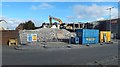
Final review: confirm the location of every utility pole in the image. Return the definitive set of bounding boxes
[106,7,114,32]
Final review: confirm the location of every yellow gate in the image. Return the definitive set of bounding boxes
[100,31,111,43]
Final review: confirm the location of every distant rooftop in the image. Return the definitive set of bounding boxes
[91,18,119,23]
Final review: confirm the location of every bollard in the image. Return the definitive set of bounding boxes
[14,45,22,50]
[43,41,47,48]
[67,45,71,48]
[43,45,47,48]
[100,43,103,45]
[94,61,98,63]
[67,34,72,48]
[86,44,90,46]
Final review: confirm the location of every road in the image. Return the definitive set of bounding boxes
[2,42,119,66]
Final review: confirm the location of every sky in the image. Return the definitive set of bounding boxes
[0,2,119,30]
[1,0,119,2]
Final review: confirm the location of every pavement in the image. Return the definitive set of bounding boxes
[2,40,119,66]
[12,40,118,50]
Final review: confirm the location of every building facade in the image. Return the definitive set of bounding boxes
[92,18,119,39]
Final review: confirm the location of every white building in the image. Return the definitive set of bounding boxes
[0,20,8,30]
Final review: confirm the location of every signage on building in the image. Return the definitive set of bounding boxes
[27,34,32,42]
[27,34,37,42]
[32,34,37,41]
[75,37,79,44]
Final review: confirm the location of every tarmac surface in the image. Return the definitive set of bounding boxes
[1,40,119,66]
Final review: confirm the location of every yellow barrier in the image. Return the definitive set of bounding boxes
[100,31,111,43]
[8,39,18,46]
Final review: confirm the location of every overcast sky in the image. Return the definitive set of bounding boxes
[0,1,119,30]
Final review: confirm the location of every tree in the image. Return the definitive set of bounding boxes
[16,23,25,30]
[16,20,36,30]
[24,20,35,30]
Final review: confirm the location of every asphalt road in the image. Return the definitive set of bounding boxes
[2,42,119,66]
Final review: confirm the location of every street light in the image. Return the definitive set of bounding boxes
[106,7,114,32]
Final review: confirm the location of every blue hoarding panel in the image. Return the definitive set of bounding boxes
[27,34,32,42]
[76,29,99,44]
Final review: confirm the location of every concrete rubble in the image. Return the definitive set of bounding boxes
[19,28,76,44]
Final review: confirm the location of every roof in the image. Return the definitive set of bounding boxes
[91,18,119,23]
[0,20,7,23]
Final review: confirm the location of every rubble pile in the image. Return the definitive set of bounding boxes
[19,28,76,44]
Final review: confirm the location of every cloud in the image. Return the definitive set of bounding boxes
[96,17,105,21]
[0,16,26,30]
[73,4,118,20]
[0,3,10,9]
[0,16,42,30]
[66,16,74,19]
[31,3,54,10]
[111,8,118,19]
[84,0,119,2]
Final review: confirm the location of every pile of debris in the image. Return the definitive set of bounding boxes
[19,28,76,44]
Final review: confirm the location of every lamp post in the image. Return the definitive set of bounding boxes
[106,7,114,32]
